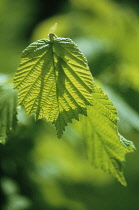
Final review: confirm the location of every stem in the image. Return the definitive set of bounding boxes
[49,33,57,41]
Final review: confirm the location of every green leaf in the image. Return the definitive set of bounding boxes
[54,107,87,138]
[0,85,18,144]
[73,83,135,186]
[14,37,94,136]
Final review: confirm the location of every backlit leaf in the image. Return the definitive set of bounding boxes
[72,83,135,186]
[14,37,94,136]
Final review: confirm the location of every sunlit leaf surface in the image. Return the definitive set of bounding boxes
[73,84,135,186]
[14,37,94,137]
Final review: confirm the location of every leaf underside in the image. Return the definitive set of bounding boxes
[73,83,135,186]
[0,86,18,144]
[14,37,94,137]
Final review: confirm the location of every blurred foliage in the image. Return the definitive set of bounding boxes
[0,85,17,144]
[0,0,139,210]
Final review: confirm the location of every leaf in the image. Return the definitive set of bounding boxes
[0,85,18,144]
[14,37,94,136]
[49,23,57,34]
[72,83,135,186]
[102,85,139,131]
[54,107,87,138]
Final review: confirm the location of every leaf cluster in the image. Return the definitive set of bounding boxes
[0,33,135,185]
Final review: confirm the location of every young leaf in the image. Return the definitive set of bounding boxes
[73,83,135,186]
[49,23,57,34]
[14,37,94,135]
[0,86,18,144]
